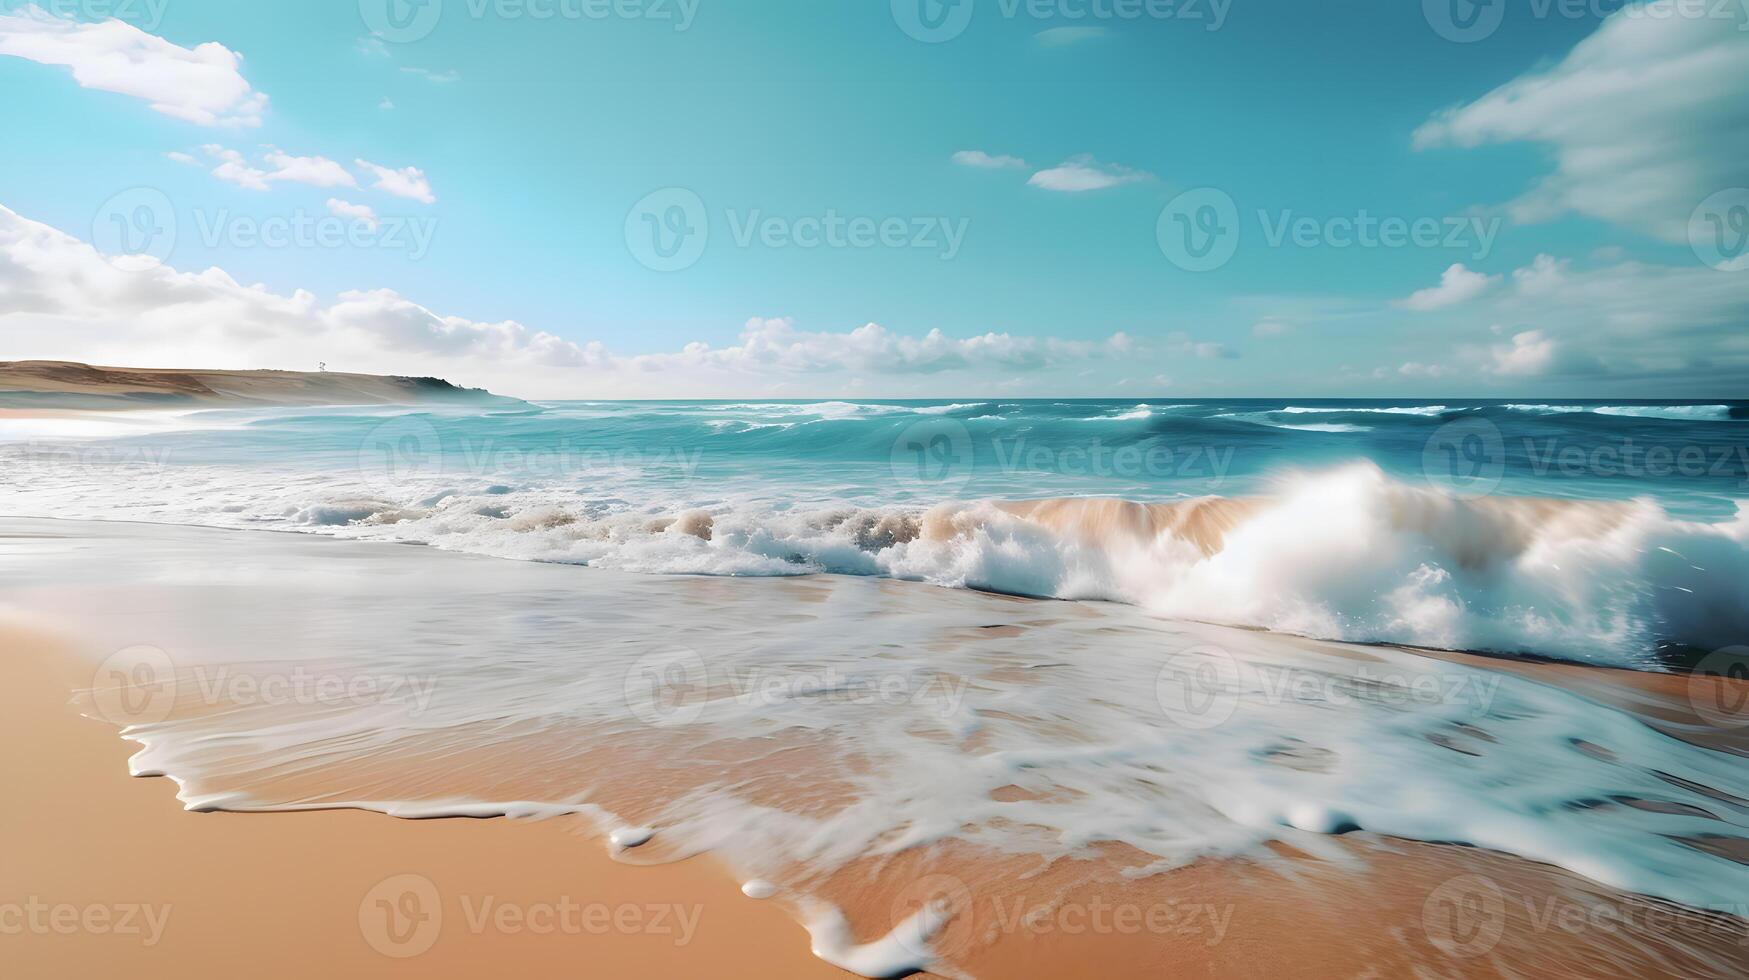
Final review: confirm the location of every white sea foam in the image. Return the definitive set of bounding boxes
[1505,404,1735,421]
[34,518,1744,927]
[8,456,1747,666]
[1277,405,1448,416]
[1080,403,1193,421]
[1273,422,1370,433]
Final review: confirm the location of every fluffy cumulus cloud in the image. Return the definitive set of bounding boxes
[0,6,267,126]
[0,205,1135,397]
[355,160,436,204]
[1027,156,1151,192]
[1397,263,1499,311]
[199,145,358,191]
[952,150,1028,170]
[1486,329,1563,377]
[325,199,379,230]
[1165,332,1238,360]
[625,318,1134,376]
[1367,252,1749,387]
[1413,1,1749,242]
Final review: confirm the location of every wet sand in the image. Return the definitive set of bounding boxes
[0,624,844,979]
[3,518,1747,978]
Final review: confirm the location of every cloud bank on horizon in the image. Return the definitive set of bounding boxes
[0,1,1745,398]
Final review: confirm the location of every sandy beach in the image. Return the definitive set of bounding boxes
[4,517,1746,978]
[0,617,852,979]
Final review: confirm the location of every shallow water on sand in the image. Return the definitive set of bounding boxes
[7,519,1747,976]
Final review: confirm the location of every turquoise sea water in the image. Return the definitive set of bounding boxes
[5,398,1749,666]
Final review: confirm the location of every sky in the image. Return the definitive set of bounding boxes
[0,0,1745,398]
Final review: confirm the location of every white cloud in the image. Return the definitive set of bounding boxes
[1027,156,1151,193]
[325,199,379,231]
[401,66,459,83]
[198,145,358,191]
[378,97,395,110]
[1165,332,1238,360]
[260,148,355,188]
[0,6,267,127]
[355,160,436,204]
[1034,27,1109,46]
[1366,251,1747,386]
[0,204,1130,398]
[1396,361,1453,379]
[1487,329,1559,377]
[202,144,269,190]
[627,318,1134,375]
[952,150,1028,170]
[1251,319,1291,337]
[1413,2,1749,242]
[1397,263,1499,311]
[165,150,198,165]
[1510,253,1569,295]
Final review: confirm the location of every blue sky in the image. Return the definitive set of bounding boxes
[0,0,1745,397]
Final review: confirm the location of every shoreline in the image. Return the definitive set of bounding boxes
[0,509,1726,680]
[5,517,1747,978]
[0,620,847,979]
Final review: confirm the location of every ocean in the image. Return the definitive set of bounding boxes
[7,398,1748,669]
[7,399,1749,973]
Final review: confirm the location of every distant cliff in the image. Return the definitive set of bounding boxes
[0,361,523,410]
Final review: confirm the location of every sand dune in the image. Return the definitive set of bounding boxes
[0,360,518,410]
